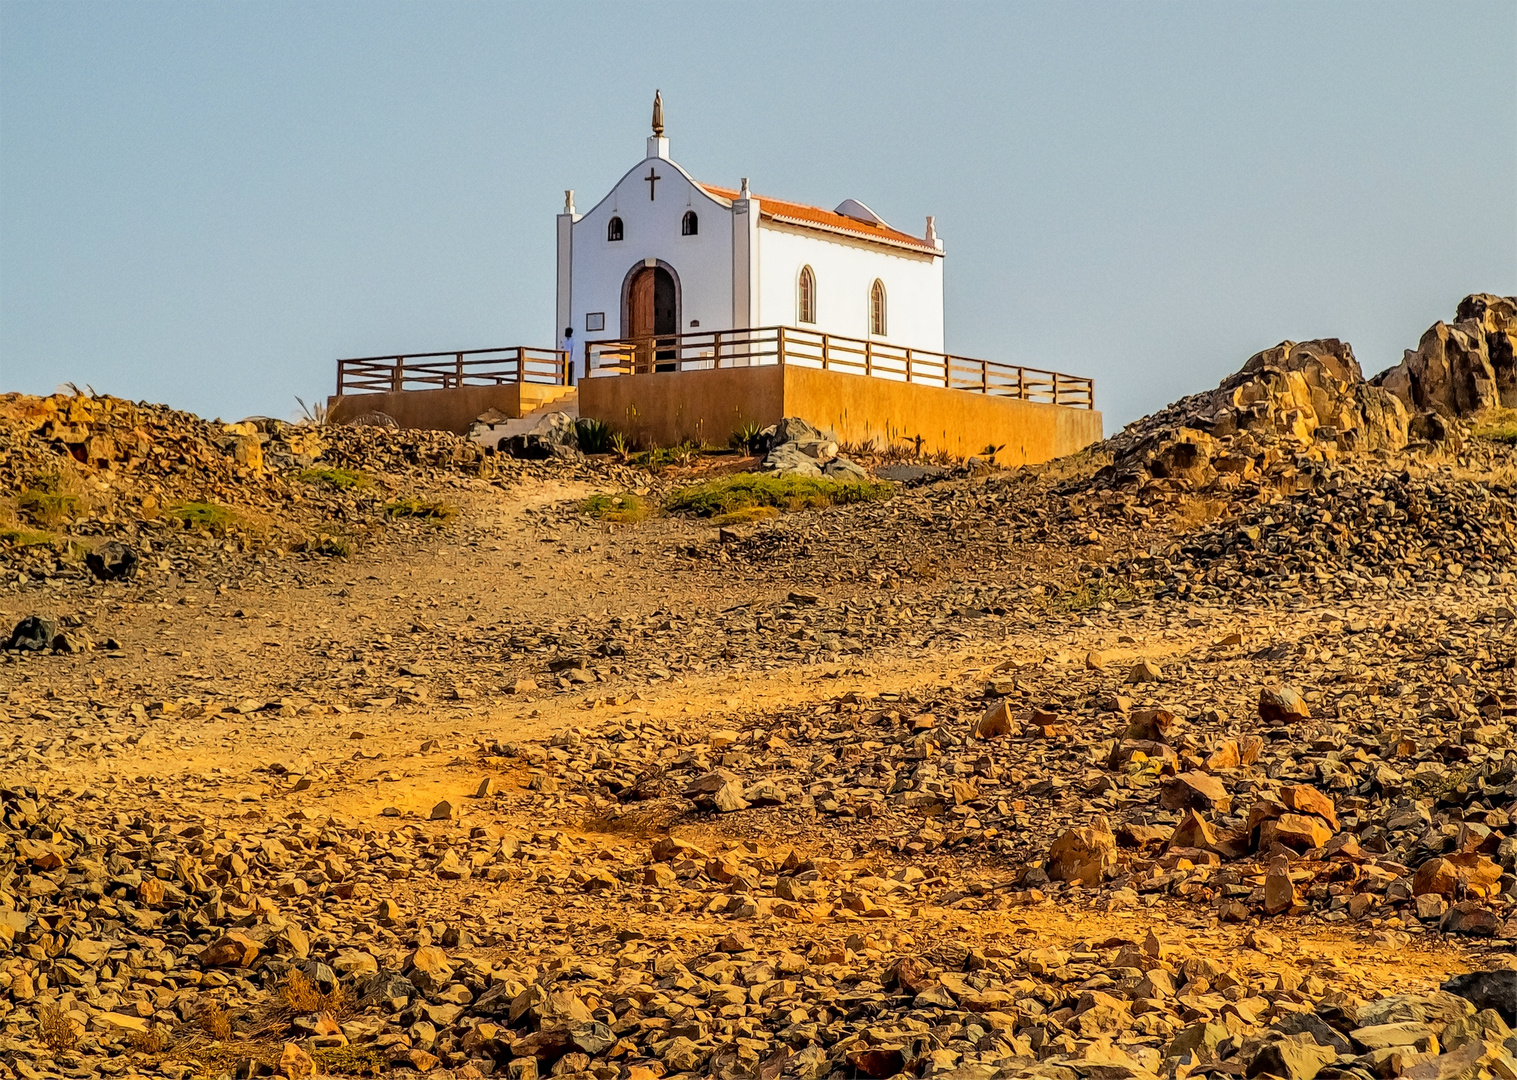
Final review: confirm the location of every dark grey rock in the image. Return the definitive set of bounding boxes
[876,464,947,485]
[1442,969,1517,1025]
[358,970,417,1007]
[1272,1012,1353,1055]
[5,615,57,652]
[569,1020,616,1055]
[85,540,139,581]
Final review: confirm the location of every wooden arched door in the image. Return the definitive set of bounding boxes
[629,265,678,371]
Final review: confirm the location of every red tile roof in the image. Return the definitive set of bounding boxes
[700,185,941,256]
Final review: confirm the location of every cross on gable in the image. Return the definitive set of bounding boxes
[645,167,661,200]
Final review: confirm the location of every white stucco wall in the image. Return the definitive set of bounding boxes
[754,223,944,352]
[565,148,733,378]
[560,141,946,376]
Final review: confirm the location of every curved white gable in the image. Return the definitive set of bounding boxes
[557,121,944,378]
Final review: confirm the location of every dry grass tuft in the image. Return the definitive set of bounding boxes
[15,470,87,529]
[282,968,350,1017]
[162,500,238,533]
[0,524,58,547]
[298,466,369,489]
[38,1003,80,1052]
[313,1044,389,1076]
[198,1001,233,1041]
[126,1025,173,1054]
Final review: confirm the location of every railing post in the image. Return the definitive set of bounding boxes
[392,357,403,392]
[777,325,786,368]
[981,359,988,394]
[822,333,830,371]
[714,330,722,368]
[336,361,344,397]
[905,348,913,384]
[865,338,873,379]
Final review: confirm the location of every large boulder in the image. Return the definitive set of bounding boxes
[1375,320,1499,417]
[1373,294,1517,417]
[1459,292,1517,403]
[502,411,582,460]
[759,416,868,480]
[1217,338,1409,453]
[1110,336,1413,492]
[1047,816,1119,886]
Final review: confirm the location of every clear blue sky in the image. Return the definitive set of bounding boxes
[3,2,1513,429]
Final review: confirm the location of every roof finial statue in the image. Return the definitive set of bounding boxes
[652,90,664,138]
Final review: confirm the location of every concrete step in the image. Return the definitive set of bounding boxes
[523,388,578,419]
[519,383,578,418]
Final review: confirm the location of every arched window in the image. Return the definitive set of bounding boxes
[607,216,623,242]
[797,265,816,324]
[681,210,698,236]
[870,279,886,336]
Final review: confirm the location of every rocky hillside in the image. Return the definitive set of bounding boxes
[1,296,1514,1080]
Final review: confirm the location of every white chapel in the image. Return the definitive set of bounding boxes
[556,92,945,380]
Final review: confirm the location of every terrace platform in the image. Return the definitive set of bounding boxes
[326,347,570,434]
[579,327,1102,464]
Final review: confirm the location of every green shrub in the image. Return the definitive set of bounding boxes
[1472,409,1517,444]
[17,488,81,528]
[633,441,703,469]
[298,466,370,489]
[576,419,613,454]
[163,501,238,532]
[666,473,893,518]
[580,492,650,523]
[1048,577,1142,612]
[384,497,457,522]
[0,527,57,547]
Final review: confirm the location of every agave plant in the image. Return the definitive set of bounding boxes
[576,418,613,454]
[731,421,764,454]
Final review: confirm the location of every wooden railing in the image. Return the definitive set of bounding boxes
[335,347,569,395]
[584,326,1094,409]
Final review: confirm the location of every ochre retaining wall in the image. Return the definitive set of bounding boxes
[326,384,575,434]
[782,366,1103,465]
[578,365,1103,465]
[578,366,788,449]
